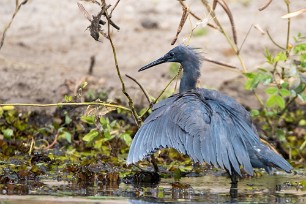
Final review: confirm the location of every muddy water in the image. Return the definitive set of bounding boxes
[0,171,305,203]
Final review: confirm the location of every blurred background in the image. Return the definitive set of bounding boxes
[0,0,305,108]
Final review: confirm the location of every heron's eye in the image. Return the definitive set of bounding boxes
[169,52,175,57]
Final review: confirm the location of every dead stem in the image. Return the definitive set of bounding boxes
[201,0,247,73]
[203,57,240,70]
[101,0,141,126]
[126,74,152,105]
[266,30,285,50]
[110,0,121,17]
[45,133,59,150]
[213,0,237,45]
[238,24,253,54]
[172,0,189,45]
[285,0,291,53]
[88,55,96,75]
[258,0,273,11]
[0,0,28,50]
[0,102,130,111]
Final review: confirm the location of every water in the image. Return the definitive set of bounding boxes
[0,170,305,203]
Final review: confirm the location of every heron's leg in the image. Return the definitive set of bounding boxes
[150,155,159,172]
[230,172,238,186]
[226,169,238,199]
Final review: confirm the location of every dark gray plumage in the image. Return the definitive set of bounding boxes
[127,45,292,179]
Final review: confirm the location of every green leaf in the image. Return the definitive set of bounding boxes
[94,140,103,149]
[266,96,275,107]
[264,48,274,64]
[250,109,260,117]
[244,71,272,90]
[244,72,255,78]
[299,119,306,126]
[81,115,95,125]
[64,95,73,102]
[102,134,115,142]
[281,82,289,88]
[300,53,306,61]
[120,133,132,146]
[58,127,64,133]
[83,129,99,142]
[15,120,27,131]
[81,81,88,89]
[265,110,277,117]
[294,43,306,54]
[2,106,14,111]
[60,131,72,143]
[193,28,208,37]
[265,87,278,95]
[298,93,306,102]
[110,120,116,127]
[2,128,13,139]
[99,116,107,126]
[64,131,72,143]
[266,95,285,109]
[276,129,286,142]
[275,95,285,109]
[104,130,111,139]
[279,88,291,97]
[65,115,72,125]
[274,52,287,62]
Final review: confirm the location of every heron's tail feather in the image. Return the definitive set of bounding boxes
[256,144,293,174]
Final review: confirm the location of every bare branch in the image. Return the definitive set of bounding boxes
[238,24,253,54]
[266,29,285,50]
[0,102,131,111]
[110,0,121,17]
[203,57,239,70]
[101,1,140,125]
[171,0,189,45]
[214,0,237,45]
[0,0,28,50]
[126,74,152,105]
[88,55,96,75]
[258,0,273,11]
[45,133,59,150]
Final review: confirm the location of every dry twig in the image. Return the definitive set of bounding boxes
[100,0,140,125]
[213,0,237,45]
[171,0,189,45]
[204,57,239,70]
[258,0,273,11]
[0,0,28,50]
[266,29,285,50]
[110,0,121,17]
[0,102,130,111]
[126,74,152,105]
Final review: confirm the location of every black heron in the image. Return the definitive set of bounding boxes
[127,45,292,187]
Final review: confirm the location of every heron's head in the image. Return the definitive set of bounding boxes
[139,45,201,72]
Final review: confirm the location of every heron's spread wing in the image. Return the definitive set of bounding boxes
[127,90,261,175]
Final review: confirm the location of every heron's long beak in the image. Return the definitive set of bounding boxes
[138,56,167,72]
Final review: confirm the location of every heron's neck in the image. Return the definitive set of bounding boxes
[179,61,200,93]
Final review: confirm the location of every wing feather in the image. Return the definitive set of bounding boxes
[127,89,261,175]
